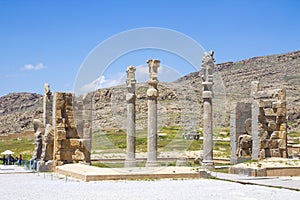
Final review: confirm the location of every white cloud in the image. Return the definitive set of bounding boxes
[79,64,182,94]
[135,65,149,82]
[79,74,124,94]
[21,63,46,71]
[135,64,181,83]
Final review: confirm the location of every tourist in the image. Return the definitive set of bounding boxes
[2,155,6,165]
[10,155,15,165]
[33,158,37,171]
[18,154,23,166]
[7,154,11,165]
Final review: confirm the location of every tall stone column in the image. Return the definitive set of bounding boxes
[43,83,52,126]
[201,51,215,169]
[125,66,137,168]
[146,59,160,167]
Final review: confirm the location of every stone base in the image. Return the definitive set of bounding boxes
[229,158,300,176]
[124,159,137,168]
[146,161,159,167]
[230,157,251,165]
[37,160,55,172]
[57,164,208,181]
[176,157,187,166]
[201,160,214,170]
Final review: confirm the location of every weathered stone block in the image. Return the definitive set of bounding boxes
[72,149,85,162]
[264,108,276,116]
[267,121,276,132]
[278,131,286,140]
[272,101,284,109]
[280,150,287,158]
[270,149,280,157]
[260,139,269,149]
[279,123,287,131]
[270,131,280,139]
[66,128,78,138]
[56,130,66,140]
[269,139,279,149]
[50,91,92,165]
[259,149,266,159]
[276,107,286,116]
[278,139,286,149]
[69,139,80,147]
[258,100,273,108]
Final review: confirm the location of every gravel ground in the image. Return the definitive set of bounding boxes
[0,173,299,200]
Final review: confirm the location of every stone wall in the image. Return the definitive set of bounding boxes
[52,92,90,164]
[251,81,288,159]
[230,102,252,164]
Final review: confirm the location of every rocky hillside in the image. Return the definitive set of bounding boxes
[178,50,300,131]
[0,50,300,135]
[0,93,43,134]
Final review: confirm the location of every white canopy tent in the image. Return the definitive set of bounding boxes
[1,150,15,155]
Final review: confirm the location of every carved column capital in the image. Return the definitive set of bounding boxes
[126,65,136,95]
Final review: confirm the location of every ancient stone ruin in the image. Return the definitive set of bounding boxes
[33,84,91,171]
[52,92,91,165]
[201,51,215,169]
[32,53,222,171]
[146,59,160,167]
[251,81,288,160]
[230,102,252,164]
[230,81,288,164]
[124,65,137,167]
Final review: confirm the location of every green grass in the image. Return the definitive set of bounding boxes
[287,131,300,144]
[92,126,231,159]
[0,126,231,164]
[211,167,229,173]
[288,131,300,138]
[0,138,34,160]
[92,126,206,153]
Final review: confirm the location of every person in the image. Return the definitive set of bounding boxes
[33,158,37,171]
[7,154,11,165]
[18,154,23,166]
[2,155,6,165]
[10,155,15,165]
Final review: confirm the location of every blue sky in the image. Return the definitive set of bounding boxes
[0,0,299,96]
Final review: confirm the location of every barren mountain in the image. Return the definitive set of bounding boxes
[0,50,299,135]
[0,93,42,134]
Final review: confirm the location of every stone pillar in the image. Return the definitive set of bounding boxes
[125,66,137,167]
[201,51,215,169]
[43,83,52,126]
[146,59,160,167]
[82,95,92,164]
[250,81,260,160]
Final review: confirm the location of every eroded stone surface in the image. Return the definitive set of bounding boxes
[53,92,90,164]
[201,51,215,169]
[146,59,160,167]
[125,65,137,167]
[34,85,92,171]
[251,81,288,160]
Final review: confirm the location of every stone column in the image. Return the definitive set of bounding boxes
[82,95,92,164]
[251,81,260,160]
[125,66,137,167]
[201,51,215,169]
[146,59,160,167]
[43,83,52,126]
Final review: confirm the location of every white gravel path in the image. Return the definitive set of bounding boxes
[0,173,299,200]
